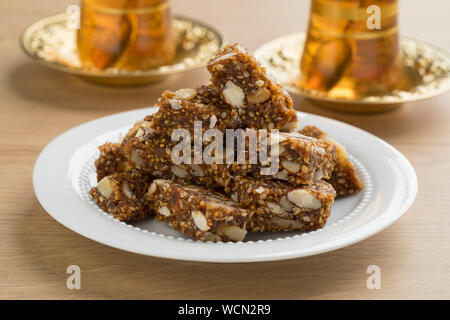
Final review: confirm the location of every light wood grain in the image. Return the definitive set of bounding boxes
[0,0,449,299]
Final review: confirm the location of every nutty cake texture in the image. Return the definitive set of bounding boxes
[207,44,298,131]
[147,179,252,242]
[89,169,153,222]
[150,86,242,138]
[121,121,336,188]
[236,130,337,185]
[88,42,364,242]
[299,125,363,196]
[120,123,232,189]
[94,142,134,181]
[226,176,335,232]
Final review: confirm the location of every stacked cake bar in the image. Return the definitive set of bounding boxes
[90,44,363,242]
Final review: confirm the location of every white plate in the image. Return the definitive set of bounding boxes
[33,108,417,263]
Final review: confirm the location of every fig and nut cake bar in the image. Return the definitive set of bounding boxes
[86,42,363,242]
[147,179,252,242]
[226,176,336,232]
[150,86,242,137]
[299,126,363,196]
[121,123,232,189]
[94,142,135,181]
[89,169,154,222]
[122,119,336,187]
[235,130,337,184]
[207,44,298,131]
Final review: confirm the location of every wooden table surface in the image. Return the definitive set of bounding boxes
[1,0,449,299]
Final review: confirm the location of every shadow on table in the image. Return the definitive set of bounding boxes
[7,62,205,112]
[15,201,409,299]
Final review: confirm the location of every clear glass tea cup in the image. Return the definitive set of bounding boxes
[299,0,407,101]
[77,0,175,71]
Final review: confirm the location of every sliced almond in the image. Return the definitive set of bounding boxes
[287,189,321,209]
[122,183,135,199]
[175,88,197,100]
[315,169,324,180]
[205,232,222,242]
[209,115,217,128]
[221,226,247,242]
[266,202,283,214]
[192,210,209,231]
[274,170,289,180]
[97,176,114,198]
[158,206,171,217]
[281,160,300,173]
[141,121,153,129]
[168,99,182,110]
[255,79,265,87]
[279,195,294,212]
[246,87,271,104]
[254,186,266,194]
[135,128,145,138]
[147,181,157,195]
[222,80,245,108]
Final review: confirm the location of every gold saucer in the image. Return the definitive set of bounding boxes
[20,14,224,86]
[254,33,450,113]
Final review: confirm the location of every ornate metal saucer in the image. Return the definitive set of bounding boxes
[254,33,450,112]
[20,14,224,86]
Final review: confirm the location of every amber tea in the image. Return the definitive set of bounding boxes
[300,0,408,99]
[77,0,175,71]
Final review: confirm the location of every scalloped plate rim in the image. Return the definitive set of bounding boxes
[32,107,418,263]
